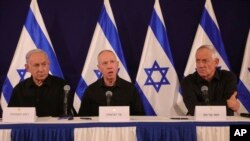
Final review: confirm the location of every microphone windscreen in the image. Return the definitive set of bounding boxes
[201,85,208,92]
[64,85,71,91]
[105,91,112,97]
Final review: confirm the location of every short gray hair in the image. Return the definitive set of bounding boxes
[197,45,218,60]
[26,49,49,63]
[97,50,116,64]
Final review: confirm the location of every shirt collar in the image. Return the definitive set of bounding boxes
[196,68,220,83]
[27,74,52,88]
[98,75,121,88]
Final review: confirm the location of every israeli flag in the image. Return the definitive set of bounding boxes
[184,0,230,77]
[74,0,130,112]
[237,29,250,113]
[135,0,186,116]
[1,0,63,108]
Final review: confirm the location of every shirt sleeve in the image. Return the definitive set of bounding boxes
[130,86,145,115]
[8,85,20,107]
[78,88,91,116]
[224,71,237,100]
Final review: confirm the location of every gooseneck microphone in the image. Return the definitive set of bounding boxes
[201,85,209,105]
[105,91,113,106]
[63,85,71,116]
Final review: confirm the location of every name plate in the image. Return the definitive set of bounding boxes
[195,106,226,121]
[99,106,129,122]
[3,107,36,123]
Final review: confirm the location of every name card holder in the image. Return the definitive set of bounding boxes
[3,107,36,123]
[99,106,129,122]
[195,106,226,121]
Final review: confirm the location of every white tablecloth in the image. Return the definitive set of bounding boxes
[0,116,249,141]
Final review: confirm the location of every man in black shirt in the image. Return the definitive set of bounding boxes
[181,45,240,116]
[8,49,70,117]
[78,50,144,116]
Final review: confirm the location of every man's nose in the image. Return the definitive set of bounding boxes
[38,65,44,70]
[197,62,205,67]
[107,62,113,67]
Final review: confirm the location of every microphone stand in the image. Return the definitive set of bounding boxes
[59,85,74,120]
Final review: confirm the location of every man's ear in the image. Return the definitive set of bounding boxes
[25,64,30,72]
[97,64,100,70]
[215,58,219,66]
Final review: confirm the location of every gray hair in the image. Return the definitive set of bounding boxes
[197,45,218,60]
[97,50,116,64]
[26,49,49,63]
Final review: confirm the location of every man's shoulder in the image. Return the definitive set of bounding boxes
[219,69,233,74]
[48,75,67,85]
[118,77,131,83]
[86,79,100,88]
[14,77,31,88]
[182,72,197,81]
[218,69,236,79]
[49,75,65,82]
[117,77,134,86]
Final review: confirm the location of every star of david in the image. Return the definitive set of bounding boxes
[94,68,121,79]
[144,61,170,92]
[17,69,27,82]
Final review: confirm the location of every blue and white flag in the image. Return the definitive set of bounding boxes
[135,0,186,116]
[237,29,250,113]
[184,0,230,77]
[74,0,130,112]
[1,0,63,108]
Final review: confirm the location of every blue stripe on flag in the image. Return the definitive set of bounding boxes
[75,77,88,100]
[98,6,128,71]
[135,82,156,116]
[200,9,230,69]
[150,10,174,66]
[237,80,250,112]
[25,9,64,78]
[2,78,14,103]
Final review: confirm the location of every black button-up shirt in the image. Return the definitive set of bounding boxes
[78,76,145,116]
[181,69,237,116]
[8,75,67,117]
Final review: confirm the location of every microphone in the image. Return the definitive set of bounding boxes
[201,85,209,105]
[105,91,113,106]
[63,85,70,116]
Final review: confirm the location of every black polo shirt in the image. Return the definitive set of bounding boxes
[8,75,67,117]
[181,69,237,116]
[78,76,145,116]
